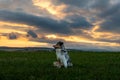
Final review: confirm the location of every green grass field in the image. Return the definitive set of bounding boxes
[0,50,120,80]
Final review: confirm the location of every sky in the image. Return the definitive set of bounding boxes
[0,0,120,51]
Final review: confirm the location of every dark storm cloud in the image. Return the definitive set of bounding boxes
[97,38,120,44]
[0,0,33,11]
[0,10,70,34]
[100,13,120,33]
[56,0,91,8]
[0,10,91,34]
[59,0,120,36]
[8,32,18,39]
[27,30,38,38]
[99,3,120,33]
[90,0,110,10]
[0,32,22,40]
[57,0,110,10]
[58,0,117,18]
[99,3,120,18]
[67,15,92,28]
[37,37,66,44]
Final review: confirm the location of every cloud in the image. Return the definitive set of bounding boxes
[66,15,92,28]
[8,32,18,39]
[0,10,92,35]
[97,38,120,44]
[0,0,47,17]
[56,0,91,8]
[100,13,120,33]
[56,0,110,11]
[90,0,110,10]
[27,30,38,38]
[0,0,120,50]
[0,10,70,34]
[98,3,120,33]
[98,3,120,18]
[0,35,49,47]
[38,37,65,44]
[32,0,67,19]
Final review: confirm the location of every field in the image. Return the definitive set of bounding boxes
[0,50,120,80]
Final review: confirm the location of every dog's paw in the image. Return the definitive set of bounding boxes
[53,61,61,68]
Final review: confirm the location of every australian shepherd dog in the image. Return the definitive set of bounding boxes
[53,41,73,68]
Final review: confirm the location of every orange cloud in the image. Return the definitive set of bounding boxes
[82,25,120,40]
[0,28,26,34]
[0,21,37,34]
[0,36,48,47]
[32,0,67,19]
[45,34,120,47]
[0,21,31,28]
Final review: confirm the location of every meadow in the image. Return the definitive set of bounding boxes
[0,50,120,80]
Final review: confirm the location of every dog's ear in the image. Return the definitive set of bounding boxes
[59,42,63,46]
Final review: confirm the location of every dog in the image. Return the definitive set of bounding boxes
[53,41,73,68]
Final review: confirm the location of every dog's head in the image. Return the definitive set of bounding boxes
[53,41,64,49]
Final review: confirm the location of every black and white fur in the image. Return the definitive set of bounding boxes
[53,41,73,68]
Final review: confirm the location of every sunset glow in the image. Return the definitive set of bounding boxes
[32,0,67,19]
[0,36,48,47]
[46,34,57,39]
[46,34,120,47]
[0,0,120,51]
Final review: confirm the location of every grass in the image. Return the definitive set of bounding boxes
[0,50,120,80]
